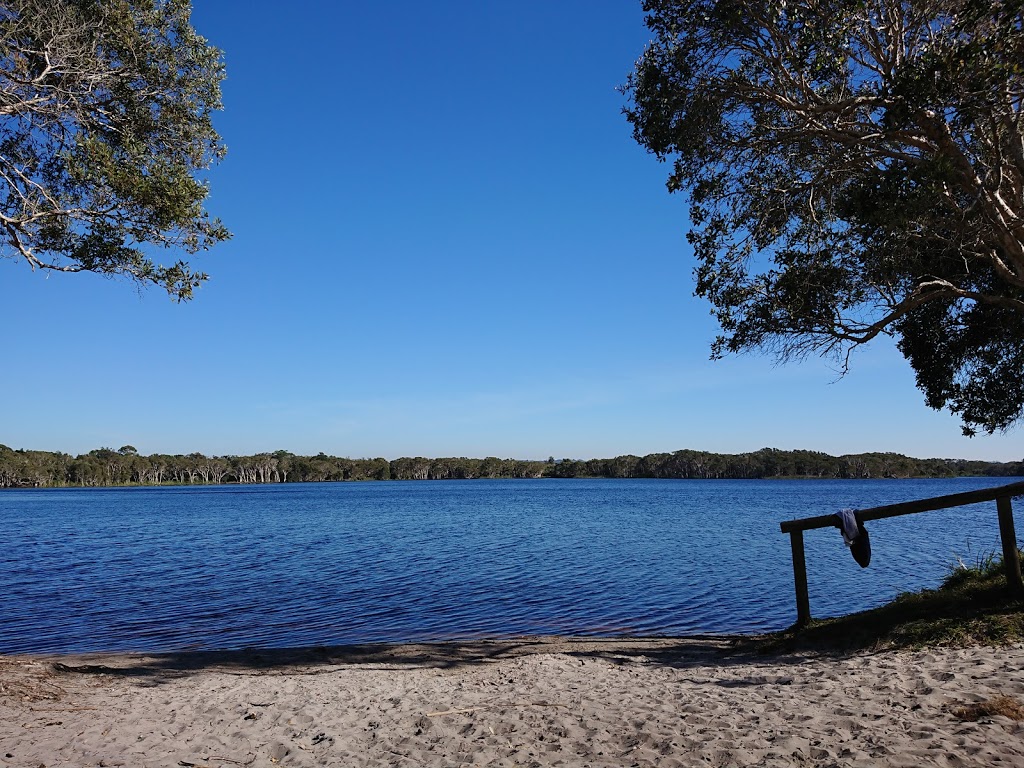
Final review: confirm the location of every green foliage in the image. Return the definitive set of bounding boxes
[0,443,1020,488]
[0,0,229,299]
[625,0,1024,435]
[545,447,1023,480]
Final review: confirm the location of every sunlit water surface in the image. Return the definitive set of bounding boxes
[1,478,1019,654]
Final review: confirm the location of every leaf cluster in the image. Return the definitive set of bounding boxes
[0,0,228,299]
[625,0,1024,434]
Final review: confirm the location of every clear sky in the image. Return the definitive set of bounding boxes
[1,1,1020,462]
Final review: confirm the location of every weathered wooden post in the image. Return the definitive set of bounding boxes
[996,494,1024,596]
[780,481,1024,628]
[789,529,811,626]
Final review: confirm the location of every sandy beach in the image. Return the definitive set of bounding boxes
[2,637,1023,767]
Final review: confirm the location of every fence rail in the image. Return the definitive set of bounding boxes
[779,480,1024,626]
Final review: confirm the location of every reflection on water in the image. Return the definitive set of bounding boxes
[0,477,1018,653]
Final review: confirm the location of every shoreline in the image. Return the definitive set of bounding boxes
[3,474,1022,491]
[4,636,1024,767]
[0,634,749,667]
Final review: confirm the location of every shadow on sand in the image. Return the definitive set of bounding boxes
[32,634,821,684]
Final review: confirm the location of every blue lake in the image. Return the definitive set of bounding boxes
[1,477,1021,654]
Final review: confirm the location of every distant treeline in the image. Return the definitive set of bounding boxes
[0,444,1021,488]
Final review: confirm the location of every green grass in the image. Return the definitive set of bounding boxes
[749,551,1024,654]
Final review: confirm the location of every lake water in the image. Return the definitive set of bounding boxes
[1,477,1020,654]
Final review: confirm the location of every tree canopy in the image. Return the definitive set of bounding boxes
[0,0,228,300]
[0,443,1020,488]
[624,0,1024,435]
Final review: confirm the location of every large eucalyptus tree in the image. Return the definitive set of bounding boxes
[0,0,228,300]
[625,0,1024,434]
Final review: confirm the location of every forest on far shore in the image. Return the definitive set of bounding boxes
[0,444,1021,488]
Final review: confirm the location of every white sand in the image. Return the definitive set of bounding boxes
[3,638,1024,767]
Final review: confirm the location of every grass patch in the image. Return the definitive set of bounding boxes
[950,695,1024,722]
[749,551,1024,654]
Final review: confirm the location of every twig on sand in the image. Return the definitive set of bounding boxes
[178,756,254,768]
[29,705,96,712]
[386,752,425,766]
[207,756,255,766]
[426,701,566,717]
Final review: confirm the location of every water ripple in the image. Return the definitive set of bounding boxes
[0,478,1018,653]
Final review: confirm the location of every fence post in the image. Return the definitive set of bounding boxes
[789,529,811,626]
[996,495,1024,596]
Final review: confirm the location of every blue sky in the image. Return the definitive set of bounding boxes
[1,1,1020,462]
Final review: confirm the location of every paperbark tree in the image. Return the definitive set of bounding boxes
[0,0,228,300]
[625,0,1024,434]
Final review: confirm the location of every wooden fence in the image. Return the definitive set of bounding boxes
[779,480,1024,626]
